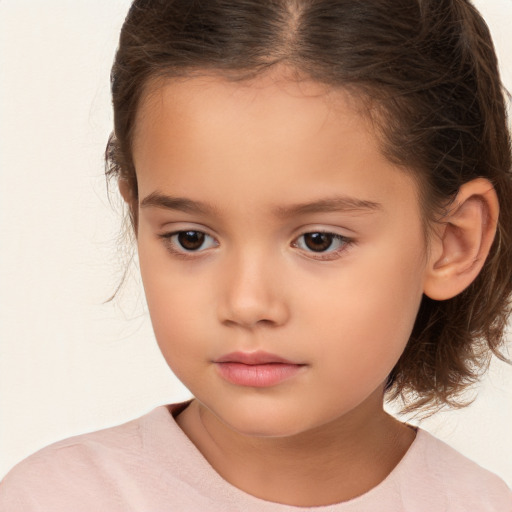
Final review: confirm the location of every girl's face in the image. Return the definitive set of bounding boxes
[132,73,429,437]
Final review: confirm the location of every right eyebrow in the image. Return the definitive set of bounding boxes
[140,192,218,216]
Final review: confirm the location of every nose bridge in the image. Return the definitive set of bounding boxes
[218,243,289,328]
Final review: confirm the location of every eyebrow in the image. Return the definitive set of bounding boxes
[272,196,382,217]
[140,191,381,217]
[140,192,218,215]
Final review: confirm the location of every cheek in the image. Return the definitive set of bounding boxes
[307,242,425,381]
[137,239,210,361]
[144,286,210,387]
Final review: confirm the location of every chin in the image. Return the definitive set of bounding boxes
[212,403,312,439]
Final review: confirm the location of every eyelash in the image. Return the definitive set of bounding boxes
[291,231,353,261]
[158,230,354,261]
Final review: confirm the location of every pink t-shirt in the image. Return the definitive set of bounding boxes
[1,401,511,511]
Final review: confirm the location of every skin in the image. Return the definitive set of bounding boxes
[126,70,498,506]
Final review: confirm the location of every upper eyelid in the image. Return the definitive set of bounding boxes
[295,231,350,241]
[159,227,350,239]
[157,217,354,233]
[159,225,218,241]
[158,226,352,239]
[160,230,217,243]
[292,222,355,235]
[159,220,213,232]
[292,228,353,243]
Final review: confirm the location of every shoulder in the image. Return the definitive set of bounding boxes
[0,405,175,511]
[3,408,147,473]
[402,429,512,511]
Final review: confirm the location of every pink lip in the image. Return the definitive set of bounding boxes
[214,351,306,387]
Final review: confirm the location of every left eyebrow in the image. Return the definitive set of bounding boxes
[272,196,382,218]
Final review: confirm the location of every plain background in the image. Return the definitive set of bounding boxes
[1,0,511,485]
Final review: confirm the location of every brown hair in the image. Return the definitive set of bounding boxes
[105,0,512,413]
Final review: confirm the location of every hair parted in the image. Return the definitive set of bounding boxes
[105,0,512,413]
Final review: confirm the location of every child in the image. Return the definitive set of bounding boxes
[1,0,511,509]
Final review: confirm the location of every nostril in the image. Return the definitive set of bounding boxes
[218,296,290,329]
[221,312,279,329]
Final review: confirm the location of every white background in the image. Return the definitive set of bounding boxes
[1,0,511,485]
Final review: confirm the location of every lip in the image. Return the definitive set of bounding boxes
[214,351,300,365]
[214,351,306,387]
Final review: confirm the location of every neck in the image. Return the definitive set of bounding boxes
[176,393,416,507]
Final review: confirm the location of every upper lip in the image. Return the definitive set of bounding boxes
[214,351,302,365]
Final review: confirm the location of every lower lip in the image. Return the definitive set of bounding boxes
[215,362,305,387]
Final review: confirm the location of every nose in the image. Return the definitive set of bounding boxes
[217,250,290,329]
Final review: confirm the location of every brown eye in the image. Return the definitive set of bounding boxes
[293,231,351,258]
[303,232,334,252]
[160,230,217,255]
[177,231,206,251]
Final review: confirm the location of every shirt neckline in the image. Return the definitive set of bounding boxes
[144,401,426,510]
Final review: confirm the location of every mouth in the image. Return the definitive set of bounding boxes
[213,351,307,387]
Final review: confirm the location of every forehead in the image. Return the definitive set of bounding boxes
[133,71,357,154]
[132,72,420,220]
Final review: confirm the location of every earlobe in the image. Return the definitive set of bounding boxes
[423,178,499,301]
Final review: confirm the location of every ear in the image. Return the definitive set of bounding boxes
[423,178,499,301]
[118,178,139,236]
[118,177,134,204]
